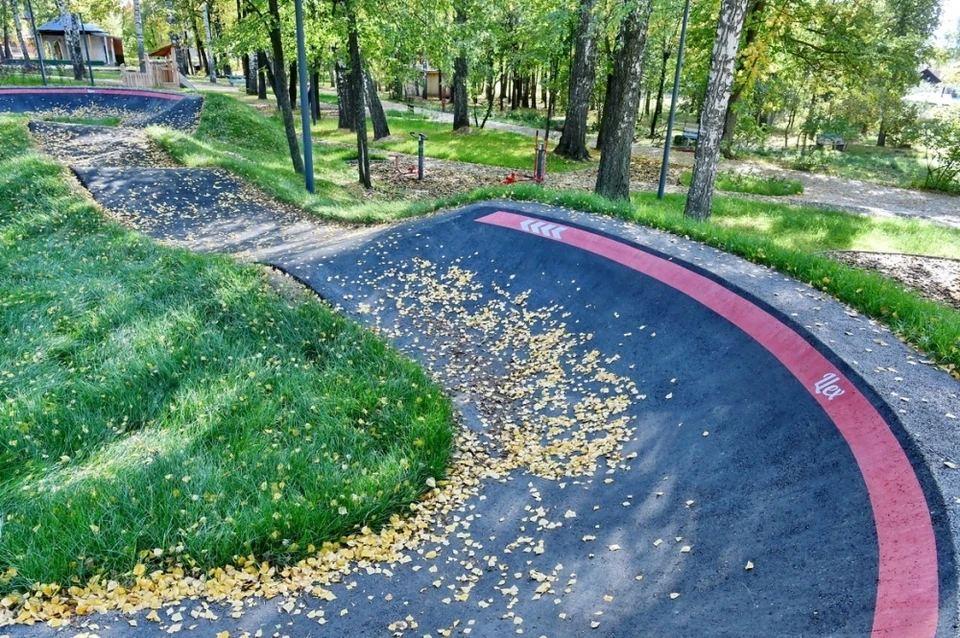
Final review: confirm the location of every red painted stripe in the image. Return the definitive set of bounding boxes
[0,87,183,101]
[477,211,939,637]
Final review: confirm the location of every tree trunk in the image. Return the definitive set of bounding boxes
[346,0,370,188]
[289,62,297,108]
[202,2,216,82]
[11,0,29,60]
[192,14,207,74]
[593,0,653,200]
[877,117,887,147]
[555,0,599,161]
[247,53,258,94]
[241,51,252,93]
[366,72,390,140]
[54,4,84,80]
[452,0,469,130]
[267,0,303,174]
[719,0,764,155]
[311,70,321,123]
[498,65,506,111]
[257,50,268,99]
[164,0,188,75]
[595,71,615,150]
[684,0,750,221]
[650,47,670,138]
[2,16,10,60]
[335,60,355,130]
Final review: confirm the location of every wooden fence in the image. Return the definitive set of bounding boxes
[120,59,178,90]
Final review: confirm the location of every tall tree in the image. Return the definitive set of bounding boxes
[267,0,303,173]
[132,0,146,71]
[10,0,28,60]
[555,0,599,161]
[684,0,750,221]
[345,0,370,187]
[594,0,654,201]
[452,0,470,130]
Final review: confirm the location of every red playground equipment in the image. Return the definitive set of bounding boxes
[393,132,428,181]
[502,132,548,185]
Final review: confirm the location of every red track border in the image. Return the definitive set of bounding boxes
[477,210,939,637]
[0,87,183,101]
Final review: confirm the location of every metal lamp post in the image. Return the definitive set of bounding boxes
[657,0,691,200]
[295,0,314,192]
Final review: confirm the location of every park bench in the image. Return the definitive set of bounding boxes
[815,133,846,151]
[673,126,700,149]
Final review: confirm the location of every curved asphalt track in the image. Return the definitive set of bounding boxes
[0,87,201,129]
[2,97,958,634]
[303,203,953,637]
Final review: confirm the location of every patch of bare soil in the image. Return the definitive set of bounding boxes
[830,252,960,310]
[363,153,685,201]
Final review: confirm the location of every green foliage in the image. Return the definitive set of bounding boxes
[917,110,960,193]
[0,115,454,589]
[680,170,804,196]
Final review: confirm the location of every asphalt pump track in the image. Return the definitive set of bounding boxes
[4,99,960,637]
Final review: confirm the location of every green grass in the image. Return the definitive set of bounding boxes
[313,107,588,173]
[41,115,122,127]
[752,144,959,195]
[680,170,804,196]
[0,115,454,591]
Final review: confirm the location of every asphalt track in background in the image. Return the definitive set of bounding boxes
[0,87,201,130]
[14,170,960,635]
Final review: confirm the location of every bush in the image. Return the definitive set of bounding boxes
[917,112,960,193]
[680,170,804,196]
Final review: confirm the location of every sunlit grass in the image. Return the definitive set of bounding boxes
[0,115,454,590]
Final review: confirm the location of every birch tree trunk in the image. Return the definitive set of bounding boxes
[202,1,216,82]
[593,0,654,201]
[54,4,84,80]
[554,0,598,161]
[11,0,29,60]
[684,0,750,221]
[346,0,370,188]
[452,0,470,130]
[267,0,304,174]
[133,0,146,71]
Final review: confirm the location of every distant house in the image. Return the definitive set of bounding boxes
[37,16,123,66]
[920,68,943,85]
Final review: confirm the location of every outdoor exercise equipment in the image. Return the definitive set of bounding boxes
[502,132,547,185]
[393,132,428,181]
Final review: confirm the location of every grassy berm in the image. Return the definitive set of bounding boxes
[0,116,453,592]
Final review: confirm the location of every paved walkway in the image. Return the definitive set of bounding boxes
[9,121,960,637]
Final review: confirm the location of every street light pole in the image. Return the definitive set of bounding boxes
[657,0,691,200]
[294,0,314,192]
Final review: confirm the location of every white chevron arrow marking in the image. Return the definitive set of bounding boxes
[517,217,570,240]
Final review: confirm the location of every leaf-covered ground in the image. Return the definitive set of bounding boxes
[0,115,453,596]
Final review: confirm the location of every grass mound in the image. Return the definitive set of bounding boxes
[680,170,804,196]
[0,115,454,592]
